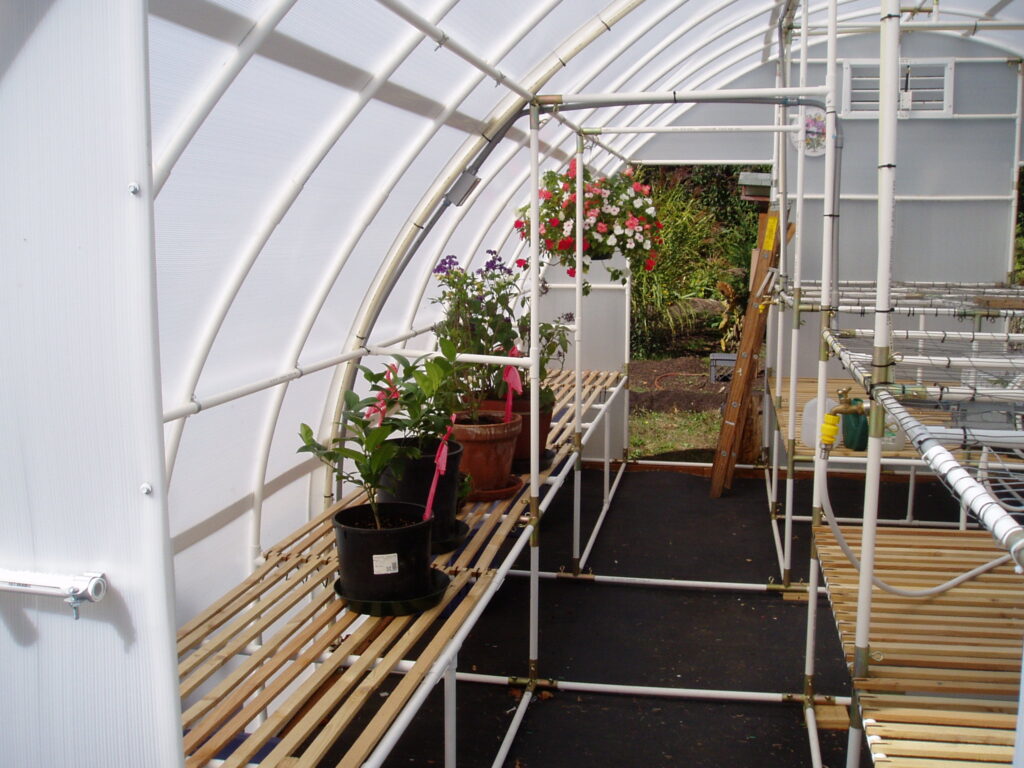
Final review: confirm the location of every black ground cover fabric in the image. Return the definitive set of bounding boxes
[338,470,953,766]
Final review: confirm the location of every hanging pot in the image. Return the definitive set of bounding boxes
[332,502,448,616]
[451,411,522,500]
[378,437,466,553]
[479,397,554,473]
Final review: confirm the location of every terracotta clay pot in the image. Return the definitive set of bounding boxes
[480,397,553,467]
[451,411,522,496]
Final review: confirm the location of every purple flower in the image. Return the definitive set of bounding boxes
[433,254,461,275]
[479,250,512,275]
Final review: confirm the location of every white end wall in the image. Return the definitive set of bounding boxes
[0,2,182,765]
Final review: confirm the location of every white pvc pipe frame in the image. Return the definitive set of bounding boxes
[843,2,899,763]
[156,0,857,564]
[825,329,1024,402]
[155,0,1019,495]
[142,3,1015,765]
[321,0,799,513]
[873,389,1024,567]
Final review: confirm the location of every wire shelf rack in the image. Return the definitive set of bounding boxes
[782,280,1024,318]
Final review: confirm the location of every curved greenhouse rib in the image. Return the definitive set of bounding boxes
[251,0,576,548]
[395,0,700,325]
[418,0,705,276]
[319,0,655,486]
[397,0,713,331]
[589,2,815,160]
[161,3,455,480]
[398,0,834,328]
[151,0,300,195]
[548,0,792,165]
[581,0,869,162]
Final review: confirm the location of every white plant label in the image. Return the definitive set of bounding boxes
[372,553,399,575]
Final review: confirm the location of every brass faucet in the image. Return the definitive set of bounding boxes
[830,386,865,416]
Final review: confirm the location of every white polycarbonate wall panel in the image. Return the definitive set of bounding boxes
[170,397,273,537]
[278,0,412,75]
[155,62,353,398]
[492,0,593,81]
[956,61,1018,115]
[443,0,531,47]
[389,37,480,103]
[148,16,238,155]
[188,72,360,390]
[2,2,181,765]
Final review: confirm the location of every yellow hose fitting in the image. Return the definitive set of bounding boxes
[820,413,840,446]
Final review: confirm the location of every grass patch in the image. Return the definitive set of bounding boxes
[629,408,721,460]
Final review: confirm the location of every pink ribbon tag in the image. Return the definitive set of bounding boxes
[503,346,523,423]
[423,415,456,521]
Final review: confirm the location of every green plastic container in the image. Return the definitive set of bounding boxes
[841,399,869,451]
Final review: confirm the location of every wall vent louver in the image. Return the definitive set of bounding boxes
[843,59,953,118]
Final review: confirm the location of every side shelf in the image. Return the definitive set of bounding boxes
[176,370,622,766]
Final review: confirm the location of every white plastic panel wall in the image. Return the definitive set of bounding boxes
[143,0,1024,636]
[1,2,182,764]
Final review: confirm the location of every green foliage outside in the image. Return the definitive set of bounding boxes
[630,165,765,359]
[628,408,722,460]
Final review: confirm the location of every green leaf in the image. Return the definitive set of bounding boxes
[362,424,393,452]
[343,389,360,410]
[439,338,456,361]
[333,446,364,464]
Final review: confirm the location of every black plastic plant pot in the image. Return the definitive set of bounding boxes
[332,502,445,616]
[378,438,465,552]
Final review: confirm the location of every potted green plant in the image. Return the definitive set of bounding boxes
[513,160,664,280]
[481,311,571,472]
[432,252,524,498]
[298,354,455,615]
[375,354,468,552]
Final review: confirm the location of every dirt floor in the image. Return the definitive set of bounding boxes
[629,356,728,413]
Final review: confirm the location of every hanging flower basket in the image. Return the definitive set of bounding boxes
[514,161,664,279]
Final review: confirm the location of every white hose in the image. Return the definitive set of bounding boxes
[820,466,1011,597]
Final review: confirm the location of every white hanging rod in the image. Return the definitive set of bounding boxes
[367,346,534,369]
[629,157,774,165]
[798,280,1009,288]
[797,20,1024,32]
[784,192,1016,201]
[838,329,1024,343]
[545,283,628,291]
[374,0,532,100]
[585,124,800,134]
[796,57,1018,64]
[162,324,434,422]
[537,86,829,109]
[837,305,1024,318]
[372,0,625,161]
[841,351,1024,371]
[0,568,107,619]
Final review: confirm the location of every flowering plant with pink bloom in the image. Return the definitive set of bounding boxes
[514,161,664,279]
[432,251,571,414]
[298,354,456,527]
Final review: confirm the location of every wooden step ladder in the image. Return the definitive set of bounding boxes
[710,211,782,498]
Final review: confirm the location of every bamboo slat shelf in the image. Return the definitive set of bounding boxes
[773,377,966,461]
[817,524,1023,766]
[176,370,622,767]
